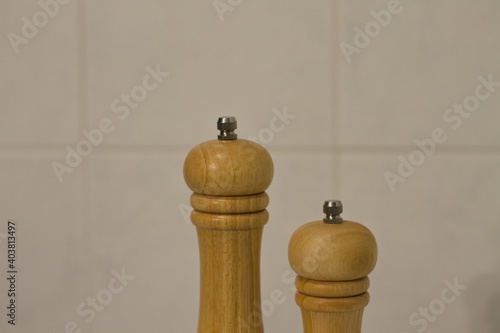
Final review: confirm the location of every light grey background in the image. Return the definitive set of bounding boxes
[1,0,499,332]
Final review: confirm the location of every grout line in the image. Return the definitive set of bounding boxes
[78,2,89,132]
[76,3,94,332]
[334,146,500,156]
[333,0,343,198]
[264,146,500,157]
[2,145,500,157]
[0,146,68,157]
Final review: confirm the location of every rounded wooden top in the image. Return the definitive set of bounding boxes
[288,220,377,281]
[183,139,273,196]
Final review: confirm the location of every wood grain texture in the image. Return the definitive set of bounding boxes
[196,211,266,332]
[288,220,377,333]
[295,276,370,298]
[184,137,273,333]
[299,305,366,333]
[289,221,377,281]
[191,192,269,214]
[184,139,273,196]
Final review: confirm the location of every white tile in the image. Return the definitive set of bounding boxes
[0,1,80,145]
[86,0,336,147]
[339,154,500,333]
[0,157,88,333]
[89,155,198,332]
[340,0,500,147]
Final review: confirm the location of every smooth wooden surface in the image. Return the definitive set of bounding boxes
[295,276,370,298]
[195,203,267,333]
[184,139,273,196]
[288,219,377,333]
[191,192,269,214]
[299,305,366,333]
[289,221,377,281]
[184,137,273,333]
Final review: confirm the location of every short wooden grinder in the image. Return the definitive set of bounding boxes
[289,200,378,333]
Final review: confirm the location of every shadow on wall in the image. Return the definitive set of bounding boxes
[467,263,500,333]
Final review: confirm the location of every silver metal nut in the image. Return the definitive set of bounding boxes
[323,199,343,224]
[217,116,238,140]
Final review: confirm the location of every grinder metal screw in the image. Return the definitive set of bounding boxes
[323,200,343,224]
[217,116,238,140]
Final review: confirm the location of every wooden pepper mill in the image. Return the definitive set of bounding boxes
[288,200,377,333]
[183,116,274,333]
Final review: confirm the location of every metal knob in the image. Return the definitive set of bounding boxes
[217,116,238,140]
[323,200,343,224]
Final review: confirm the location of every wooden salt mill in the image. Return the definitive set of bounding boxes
[183,116,273,333]
[289,200,377,333]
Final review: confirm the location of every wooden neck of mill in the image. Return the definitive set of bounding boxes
[191,193,269,333]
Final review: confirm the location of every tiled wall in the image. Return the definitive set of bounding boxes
[1,1,499,332]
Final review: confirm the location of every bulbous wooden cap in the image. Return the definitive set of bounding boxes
[183,137,273,196]
[288,203,377,281]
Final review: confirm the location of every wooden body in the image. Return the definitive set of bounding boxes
[289,220,377,333]
[184,138,274,333]
[295,277,370,333]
